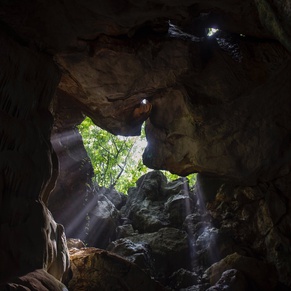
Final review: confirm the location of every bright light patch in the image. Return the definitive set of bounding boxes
[207,28,219,37]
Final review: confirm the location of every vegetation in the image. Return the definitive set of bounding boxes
[78,117,196,193]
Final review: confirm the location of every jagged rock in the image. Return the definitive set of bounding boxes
[116,224,137,238]
[46,210,70,281]
[204,252,278,291]
[205,174,291,287]
[107,239,155,276]
[48,93,94,242]
[0,269,68,291]
[168,268,199,290]
[205,269,248,291]
[98,187,127,210]
[121,171,194,233]
[86,194,121,249]
[0,28,62,283]
[1,1,291,290]
[67,238,85,249]
[142,37,291,182]
[64,247,165,291]
[165,193,195,227]
[119,227,190,282]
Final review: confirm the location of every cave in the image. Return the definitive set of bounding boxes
[0,1,291,290]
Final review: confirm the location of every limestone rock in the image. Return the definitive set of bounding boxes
[46,210,70,281]
[116,224,137,238]
[120,227,190,280]
[97,186,127,210]
[206,269,248,291]
[107,239,155,276]
[86,194,121,249]
[67,238,85,250]
[0,269,68,291]
[165,194,195,227]
[204,252,278,291]
[121,171,193,233]
[1,1,291,290]
[65,247,165,291]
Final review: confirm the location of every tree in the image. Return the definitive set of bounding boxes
[78,117,196,193]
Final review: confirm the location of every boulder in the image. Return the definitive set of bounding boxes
[204,252,278,291]
[67,238,85,249]
[117,227,191,281]
[0,269,68,291]
[64,247,165,291]
[121,171,194,233]
[86,194,121,249]
[107,239,155,276]
[206,269,249,291]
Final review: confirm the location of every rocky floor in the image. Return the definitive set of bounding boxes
[62,171,291,291]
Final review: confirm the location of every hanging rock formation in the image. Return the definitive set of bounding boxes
[0,0,291,290]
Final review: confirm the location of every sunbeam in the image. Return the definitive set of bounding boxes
[49,128,95,242]
[194,175,219,268]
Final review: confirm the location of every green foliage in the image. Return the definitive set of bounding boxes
[78,117,148,193]
[78,117,196,193]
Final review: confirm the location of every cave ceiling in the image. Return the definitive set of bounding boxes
[1,0,291,182]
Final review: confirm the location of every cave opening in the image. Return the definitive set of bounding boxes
[48,112,198,248]
[1,1,291,289]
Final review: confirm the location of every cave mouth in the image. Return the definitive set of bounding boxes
[49,114,197,246]
[1,1,291,289]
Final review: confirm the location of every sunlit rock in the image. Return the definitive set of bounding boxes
[46,210,70,281]
[86,194,121,249]
[48,93,94,242]
[0,28,61,283]
[168,268,199,290]
[116,224,137,238]
[1,0,291,289]
[64,247,165,291]
[97,186,127,210]
[67,238,85,249]
[121,171,194,233]
[107,239,155,277]
[206,173,291,287]
[165,194,195,227]
[142,38,291,182]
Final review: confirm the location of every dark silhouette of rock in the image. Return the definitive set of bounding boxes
[0,269,68,291]
[204,253,278,291]
[205,269,249,291]
[1,0,291,290]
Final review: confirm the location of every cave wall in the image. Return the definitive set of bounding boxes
[56,31,291,183]
[0,0,291,289]
[0,28,68,289]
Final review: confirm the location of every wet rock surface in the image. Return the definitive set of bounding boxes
[63,247,165,291]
